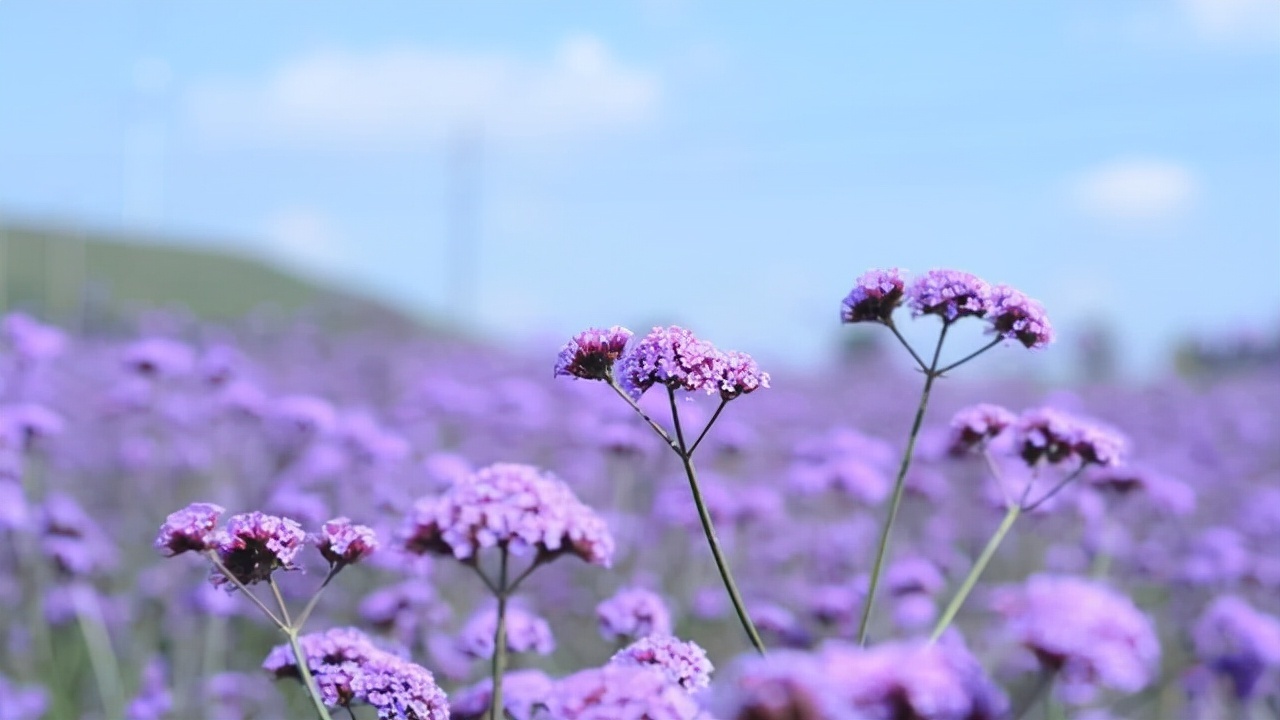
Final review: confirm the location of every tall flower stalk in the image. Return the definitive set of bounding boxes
[557,325,770,655]
[840,269,1054,644]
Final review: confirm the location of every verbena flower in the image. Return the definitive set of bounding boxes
[610,635,714,692]
[155,502,225,556]
[709,651,848,720]
[458,603,555,658]
[597,587,673,641]
[542,665,708,719]
[907,269,992,322]
[841,268,906,324]
[1191,595,1280,700]
[992,574,1159,703]
[987,284,1054,349]
[402,462,614,566]
[125,657,173,720]
[948,404,1017,455]
[449,670,554,720]
[313,517,379,568]
[617,326,724,397]
[555,326,633,381]
[715,350,770,400]
[123,337,195,378]
[1013,408,1127,468]
[0,671,49,720]
[211,512,306,588]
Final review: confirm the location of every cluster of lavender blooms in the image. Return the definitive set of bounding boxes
[0,264,1274,720]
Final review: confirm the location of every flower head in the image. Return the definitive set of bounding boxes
[841,268,906,324]
[459,603,555,658]
[987,285,1054,349]
[617,326,724,397]
[1014,408,1127,468]
[1192,595,1280,700]
[555,326,633,381]
[948,404,1018,455]
[715,350,770,401]
[543,665,708,719]
[123,337,195,378]
[211,512,306,588]
[610,635,714,692]
[907,270,992,322]
[313,517,379,568]
[450,670,554,720]
[155,502,225,556]
[597,587,673,641]
[402,462,614,567]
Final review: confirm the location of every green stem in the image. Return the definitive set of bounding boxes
[935,337,1002,376]
[204,552,286,628]
[669,387,766,655]
[1013,668,1056,720]
[688,398,728,457]
[885,320,929,373]
[608,378,679,452]
[930,503,1021,641]
[73,586,125,719]
[856,323,949,645]
[489,548,510,720]
[293,566,341,632]
[286,628,335,720]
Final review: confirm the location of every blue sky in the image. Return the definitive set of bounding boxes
[1,2,1277,376]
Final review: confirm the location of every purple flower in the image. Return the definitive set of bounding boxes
[543,665,708,719]
[458,603,555,658]
[0,671,48,720]
[449,670,554,720]
[348,653,450,720]
[123,337,195,378]
[948,404,1017,455]
[714,350,771,400]
[987,284,1054,349]
[710,651,843,720]
[841,268,906,324]
[1013,408,1127,468]
[1192,595,1280,699]
[617,326,724,397]
[907,269,992,322]
[125,657,173,720]
[555,326,633,381]
[155,502,225,556]
[2,312,66,363]
[313,517,379,567]
[211,512,306,588]
[992,574,1159,703]
[402,462,614,567]
[597,587,673,641]
[610,635,714,692]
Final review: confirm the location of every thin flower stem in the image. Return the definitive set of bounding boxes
[73,585,125,719]
[982,447,1012,509]
[269,576,294,629]
[1023,466,1088,512]
[886,320,929,373]
[506,556,544,595]
[1013,668,1057,720]
[205,552,286,628]
[857,322,949,645]
[293,565,342,632]
[936,337,1003,376]
[489,548,510,720]
[608,378,678,452]
[285,627,335,720]
[930,503,1022,642]
[688,398,729,458]
[470,563,499,595]
[668,387,767,655]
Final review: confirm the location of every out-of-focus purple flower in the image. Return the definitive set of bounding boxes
[987,284,1054,349]
[125,656,173,720]
[337,412,410,467]
[0,671,49,720]
[710,650,845,720]
[155,502,225,556]
[841,268,906,324]
[887,556,946,596]
[597,587,673,641]
[421,451,473,489]
[714,350,770,401]
[555,326,633,381]
[266,395,337,446]
[40,493,118,576]
[948,404,1017,455]
[1086,465,1198,516]
[893,594,939,631]
[123,337,195,378]
[204,671,273,719]
[1181,527,1250,586]
[313,517,378,568]
[211,512,306,588]
[824,637,1010,720]
[752,603,812,649]
[3,312,66,363]
[1013,408,1127,468]
[610,634,714,692]
[907,270,992,322]
[449,669,554,720]
[0,480,30,531]
[992,574,1159,703]
[617,326,725,397]
[1,404,65,449]
[402,462,614,567]
[458,603,555,658]
[348,652,450,720]
[807,583,861,628]
[1192,595,1280,699]
[543,665,708,719]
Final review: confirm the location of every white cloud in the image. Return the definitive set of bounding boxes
[1072,158,1199,227]
[1181,0,1280,45]
[262,208,348,276]
[187,36,660,151]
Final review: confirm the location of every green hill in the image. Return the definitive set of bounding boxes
[0,221,421,329]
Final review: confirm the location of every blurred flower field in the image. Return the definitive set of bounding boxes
[0,268,1277,720]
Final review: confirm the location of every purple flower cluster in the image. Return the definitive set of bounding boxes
[263,627,448,719]
[541,664,709,720]
[449,670,554,720]
[596,586,673,641]
[458,603,555,658]
[908,269,993,322]
[992,574,1159,703]
[610,634,714,692]
[948,404,1018,455]
[611,325,769,401]
[988,284,1054,349]
[841,267,906,324]
[1013,407,1127,468]
[211,511,307,588]
[313,517,379,567]
[402,462,614,566]
[554,326,633,381]
[1192,595,1280,699]
[154,502,225,556]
